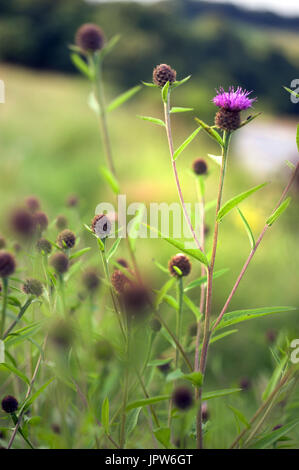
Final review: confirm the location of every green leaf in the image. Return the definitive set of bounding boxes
[170,107,194,113]
[141,81,158,88]
[195,118,223,147]
[145,224,209,266]
[69,247,91,260]
[87,92,100,115]
[173,127,201,160]
[284,86,299,100]
[70,53,93,79]
[214,306,296,331]
[126,395,170,412]
[228,405,250,428]
[166,369,184,382]
[297,125,299,153]
[171,75,191,88]
[237,208,255,248]
[0,340,4,363]
[207,154,222,166]
[101,397,110,434]
[99,166,120,194]
[239,112,262,129]
[217,183,268,221]
[128,205,145,252]
[202,388,241,401]
[1,363,30,385]
[162,81,170,103]
[106,238,121,262]
[100,34,120,59]
[183,294,202,321]
[137,115,165,127]
[286,160,295,170]
[209,329,238,345]
[148,358,172,367]
[266,197,291,226]
[107,85,141,112]
[155,278,175,309]
[154,427,171,449]
[184,268,229,292]
[249,420,299,449]
[262,356,288,401]
[22,378,54,412]
[125,408,141,439]
[183,371,203,387]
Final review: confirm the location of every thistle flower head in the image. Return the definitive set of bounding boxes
[1,395,18,414]
[50,252,69,274]
[57,229,76,249]
[10,208,35,238]
[22,278,43,297]
[75,23,105,52]
[0,251,16,278]
[56,215,68,230]
[111,269,131,294]
[91,214,111,239]
[213,86,256,112]
[82,268,100,292]
[168,253,191,277]
[153,64,177,87]
[36,238,52,255]
[122,283,151,317]
[172,386,193,410]
[33,211,49,233]
[192,158,208,175]
[25,196,40,213]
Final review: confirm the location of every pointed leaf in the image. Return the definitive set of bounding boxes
[70,53,93,79]
[173,127,201,160]
[184,268,229,292]
[137,115,165,127]
[125,408,141,439]
[107,85,141,112]
[266,197,291,226]
[154,427,171,449]
[217,183,268,221]
[1,363,30,385]
[249,420,299,449]
[171,75,191,88]
[155,278,175,309]
[101,397,110,434]
[207,154,222,166]
[202,388,241,400]
[69,247,91,260]
[162,81,170,103]
[239,112,262,129]
[237,208,255,248]
[183,371,203,387]
[195,118,224,147]
[170,107,194,113]
[126,395,170,412]
[99,166,120,194]
[106,238,121,262]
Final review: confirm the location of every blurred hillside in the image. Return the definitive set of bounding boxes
[0,0,298,115]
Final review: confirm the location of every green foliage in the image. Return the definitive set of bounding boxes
[217,183,268,221]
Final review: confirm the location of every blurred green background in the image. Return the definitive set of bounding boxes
[0,0,298,447]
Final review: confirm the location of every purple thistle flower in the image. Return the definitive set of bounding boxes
[213,87,256,112]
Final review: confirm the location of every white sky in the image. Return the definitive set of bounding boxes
[91,0,299,16]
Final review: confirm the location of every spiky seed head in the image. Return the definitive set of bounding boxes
[33,211,49,232]
[36,238,52,255]
[149,318,161,333]
[192,158,208,175]
[57,229,76,249]
[172,386,193,410]
[0,251,16,278]
[1,395,18,414]
[153,64,177,87]
[215,108,241,132]
[168,253,191,277]
[0,236,6,249]
[66,194,79,208]
[56,215,68,230]
[22,278,43,297]
[82,268,100,292]
[116,258,129,268]
[25,196,40,213]
[111,269,130,294]
[10,208,35,238]
[50,252,69,274]
[94,340,114,361]
[75,23,105,52]
[91,214,111,239]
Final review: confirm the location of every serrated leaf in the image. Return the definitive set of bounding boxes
[170,107,194,113]
[162,81,170,103]
[171,75,191,88]
[126,395,170,412]
[202,388,241,400]
[70,53,93,79]
[195,118,224,147]
[99,166,120,194]
[145,224,209,266]
[154,427,171,449]
[101,397,110,434]
[214,306,296,331]
[237,208,255,248]
[249,420,299,449]
[1,363,30,385]
[173,127,201,160]
[217,183,268,221]
[107,85,141,112]
[69,247,91,260]
[0,340,4,363]
[137,115,165,127]
[266,197,291,226]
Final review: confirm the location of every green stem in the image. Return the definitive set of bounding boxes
[11,412,34,449]
[0,277,8,337]
[3,298,32,340]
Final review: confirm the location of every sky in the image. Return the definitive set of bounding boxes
[91,0,299,17]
